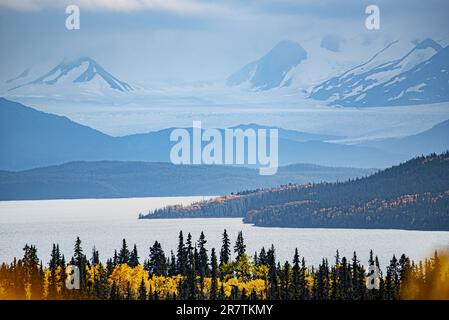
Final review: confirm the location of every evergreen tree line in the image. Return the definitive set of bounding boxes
[141,152,449,231]
[1,230,448,300]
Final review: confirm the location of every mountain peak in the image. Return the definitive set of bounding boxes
[270,40,305,53]
[58,56,98,69]
[36,56,132,92]
[8,56,132,93]
[414,38,443,51]
[227,40,307,90]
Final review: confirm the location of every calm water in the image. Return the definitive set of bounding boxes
[1,197,448,269]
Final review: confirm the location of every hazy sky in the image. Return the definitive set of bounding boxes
[0,0,448,83]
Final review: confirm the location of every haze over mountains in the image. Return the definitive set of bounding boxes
[0,161,373,201]
[1,36,448,198]
[2,37,448,108]
[0,98,426,171]
[361,119,449,156]
[225,37,449,108]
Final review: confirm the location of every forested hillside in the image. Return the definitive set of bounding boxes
[0,161,371,200]
[141,152,449,231]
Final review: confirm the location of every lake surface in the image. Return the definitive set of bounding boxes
[1,196,448,269]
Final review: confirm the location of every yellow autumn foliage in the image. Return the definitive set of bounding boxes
[221,278,267,299]
[106,263,269,299]
[400,251,449,300]
[108,264,149,296]
[149,274,183,298]
[108,264,183,299]
[42,266,66,299]
[86,263,103,285]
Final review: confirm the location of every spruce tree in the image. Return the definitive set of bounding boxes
[301,258,308,299]
[186,243,197,299]
[267,245,278,299]
[118,239,130,265]
[113,250,118,267]
[340,256,353,300]
[129,244,140,267]
[138,277,147,300]
[432,251,441,282]
[90,246,99,265]
[253,252,258,266]
[234,231,246,260]
[48,243,62,299]
[71,237,87,293]
[177,231,187,275]
[22,244,42,300]
[94,264,110,300]
[210,248,218,300]
[292,248,302,300]
[351,252,363,300]
[385,254,399,299]
[258,247,267,266]
[148,241,167,276]
[281,261,292,300]
[219,229,231,266]
[313,259,330,300]
[106,258,114,274]
[197,232,210,277]
[168,251,176,276]
[186,233,193,258]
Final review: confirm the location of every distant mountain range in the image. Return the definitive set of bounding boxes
[0,161,373,201]
[5,57,132,96]
[141,152,449,231]
[0,98,416,171]
[361,119,449,156]
[3,37,448,109]
[310,38,449,107]
[225,37,449,107]
[225,38,374,92]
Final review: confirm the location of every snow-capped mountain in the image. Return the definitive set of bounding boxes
[226,40,308,91]
[310,38,449,107]
[225,37,407,93]
[5,57,132,99]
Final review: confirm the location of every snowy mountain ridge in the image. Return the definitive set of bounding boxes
[5,57,132,98]
[310,38,449,107]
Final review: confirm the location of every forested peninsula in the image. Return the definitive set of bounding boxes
[140,152,449,231]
